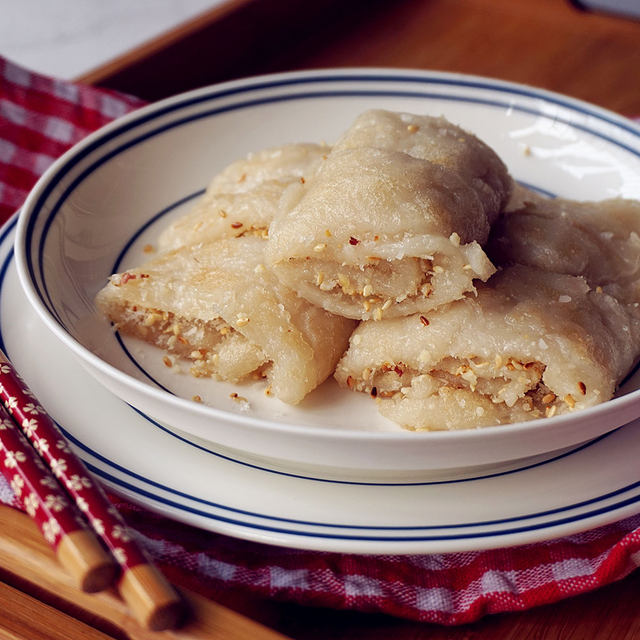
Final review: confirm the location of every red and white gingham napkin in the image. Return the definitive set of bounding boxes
[1,55,639,625]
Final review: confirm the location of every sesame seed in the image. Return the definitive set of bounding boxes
[189,365,208,378]
[218,210,227,218]
[143,313,160,327]
[143,244,154,253]
[362,284,374,297]
[449,232,461,247]
[313,243,327,252]
[162,356,173,367]
[407,124,419,133]
[236,314,250,326]
[545,405,557,418]
[419,315,429,326]
[542,393,556,404]
[578,381,587,395]
[192,395,202,403]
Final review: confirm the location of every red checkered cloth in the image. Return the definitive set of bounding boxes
[1,54,639,625]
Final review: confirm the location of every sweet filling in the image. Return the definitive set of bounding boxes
[290,256,434,318]
[345,355,577,417]
[108,303,269,382]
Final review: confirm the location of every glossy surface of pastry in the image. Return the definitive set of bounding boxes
[267,136,505,320]
[490,189,640,303]
[96,236,356,405]
[159,143,330,251]
[335,265,640,429]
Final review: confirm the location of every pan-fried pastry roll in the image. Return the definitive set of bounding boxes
[267,146,498,320]
[159,143,330,251]
[488,191,640,303]
[96,236,356,405]
[333,109,513,225]
[335,265,640,430]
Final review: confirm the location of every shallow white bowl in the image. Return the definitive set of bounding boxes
[15,68,640,480]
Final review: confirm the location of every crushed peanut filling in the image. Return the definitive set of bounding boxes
[295,256,435,318]
[237,225,269,239]
[348,356,576,417]
[109,303,269,380]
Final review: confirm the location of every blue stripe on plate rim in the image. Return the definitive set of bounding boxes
[21,71,640,329]
[3,217,640,541]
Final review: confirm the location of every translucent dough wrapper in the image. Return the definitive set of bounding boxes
[333,109,513,223]
[267,146,499,320]
[158,143,330,251]
[489,190,640,303]
[96,237,356,405]
[335,266,640,430]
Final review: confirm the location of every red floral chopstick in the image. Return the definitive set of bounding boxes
[0,352,184,630]
[0,401,117,591]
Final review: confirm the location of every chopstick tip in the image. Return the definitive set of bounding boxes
[119,562,186,631]
[56,529,118,593]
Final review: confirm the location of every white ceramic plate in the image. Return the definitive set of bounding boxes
[2,219,640,553]
[14,69,640,479]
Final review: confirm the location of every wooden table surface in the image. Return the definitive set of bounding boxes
[58,0,640,638]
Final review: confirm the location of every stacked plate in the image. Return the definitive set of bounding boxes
[9,69,640,553]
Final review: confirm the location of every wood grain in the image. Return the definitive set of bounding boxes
[0,506,289,640]
[0,581,116,640]
[89,0,640,115]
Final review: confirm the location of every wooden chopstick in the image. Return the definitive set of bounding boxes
[0,350,184,631]
[0,505,291,640]
[0,402,117,592]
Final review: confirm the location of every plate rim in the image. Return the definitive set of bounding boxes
[12,67,640,450]
[2,216,640,553]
